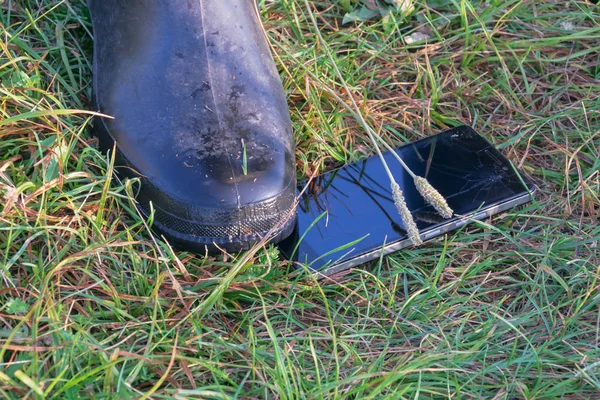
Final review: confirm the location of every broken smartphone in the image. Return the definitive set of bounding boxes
[279,125,536,276]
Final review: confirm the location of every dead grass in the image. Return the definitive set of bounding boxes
[0,0,599,398]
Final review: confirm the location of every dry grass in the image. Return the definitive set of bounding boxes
[0,0,599,398]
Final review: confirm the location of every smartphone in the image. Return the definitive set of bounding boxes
[279,126,536,276]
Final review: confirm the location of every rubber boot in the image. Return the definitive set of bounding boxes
[88,0,297,253]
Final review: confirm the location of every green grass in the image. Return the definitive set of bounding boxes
[1,0,599,398]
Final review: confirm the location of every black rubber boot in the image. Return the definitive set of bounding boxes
[88,0,297,253]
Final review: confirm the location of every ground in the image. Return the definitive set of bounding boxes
[1,0,599,398]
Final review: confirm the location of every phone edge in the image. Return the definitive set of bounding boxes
[316,189,536,278]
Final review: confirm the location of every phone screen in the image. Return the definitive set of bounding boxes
[280,126,534,272]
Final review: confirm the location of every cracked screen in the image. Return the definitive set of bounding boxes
[280,126,534,271]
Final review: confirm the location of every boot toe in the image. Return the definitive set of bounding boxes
[94,112,297,253]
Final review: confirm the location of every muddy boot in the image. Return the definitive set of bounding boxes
[88,0,297,253]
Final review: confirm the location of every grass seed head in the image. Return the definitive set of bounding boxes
[391,182,422,246]
[414,177,453,219]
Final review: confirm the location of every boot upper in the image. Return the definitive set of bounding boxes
[89,0,296,217]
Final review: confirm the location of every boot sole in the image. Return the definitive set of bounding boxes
[146,202,298,254]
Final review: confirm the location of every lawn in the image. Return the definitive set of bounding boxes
[1,0,599,398]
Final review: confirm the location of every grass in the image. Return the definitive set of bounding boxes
[1,0,599,398]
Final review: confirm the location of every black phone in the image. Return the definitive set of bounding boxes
[279,126,536,276]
